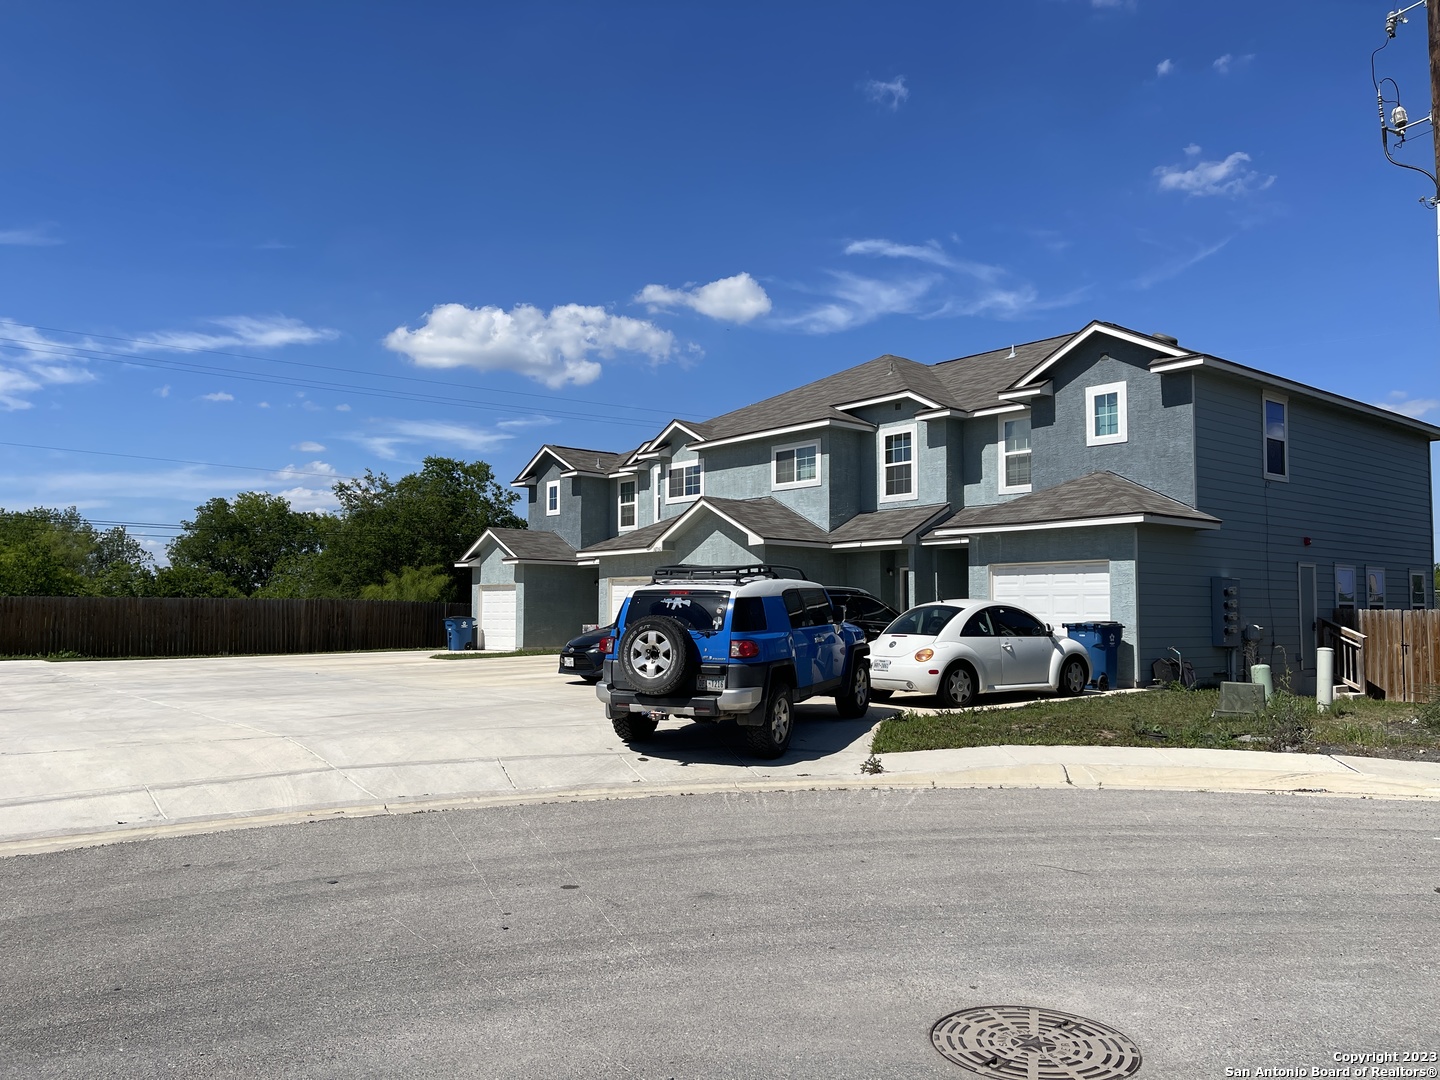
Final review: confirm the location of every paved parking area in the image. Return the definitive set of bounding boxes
[0,652,881,850]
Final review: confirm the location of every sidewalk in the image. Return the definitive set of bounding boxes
[2,652,1438,857]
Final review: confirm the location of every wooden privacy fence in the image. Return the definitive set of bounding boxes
[0,596,472,658]
[1354,608,1440,703]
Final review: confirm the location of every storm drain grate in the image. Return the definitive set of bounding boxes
[930,1005,1142,1079]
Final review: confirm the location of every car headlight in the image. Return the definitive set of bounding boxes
[914,648,934,662]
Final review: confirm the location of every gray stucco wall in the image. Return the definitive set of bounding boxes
[518,563,599,647]
[967,524,1139,687]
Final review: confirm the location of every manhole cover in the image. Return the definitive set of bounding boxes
[931,1005,1142,1078]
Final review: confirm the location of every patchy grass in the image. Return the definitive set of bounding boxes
[429,648,560,660]
[871,688,1440,762]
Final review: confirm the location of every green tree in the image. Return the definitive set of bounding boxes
[86,526,157,596]
[322,457,522,599]
[360,564,454,602]
[0,507,153,596]
[167,492,330,596]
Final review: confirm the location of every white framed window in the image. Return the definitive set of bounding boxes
[1366,566,1386,609]
[1085,381,1127,446]
[878,425,917,502]
[666,461,703,503]
[652,464,662,520]
[618,480,636,531]
[1335,565,1356,610]
[545,480,560,516]
[1410,569,1427,609]
[772,441,820,490]
[998,412,1032,494]
[1263,392,1288,481]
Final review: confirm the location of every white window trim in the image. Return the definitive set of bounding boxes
[1335,563,1356,609]
[665,459,704,505]
[997,412,1032,495]
[617,479,637,533]
[652,464,662,522]
[878,423,919,504]
[545,480,560,516]
[1085,381,1127,446]
[772,439,821,490]
[1366,566,1386,609]
[1262,391,1289,482]
[1409,568,1428,609]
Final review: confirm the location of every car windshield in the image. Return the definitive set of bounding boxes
[628,590,731,633]
[884,605,962,637]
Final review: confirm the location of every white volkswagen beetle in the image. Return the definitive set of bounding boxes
[869,600,1091,708]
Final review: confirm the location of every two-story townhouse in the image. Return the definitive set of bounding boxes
[458,320,1439,688]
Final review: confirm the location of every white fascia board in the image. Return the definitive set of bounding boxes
[970,402,1028,417]
[928,513,1220,537]
[918,536,970,547]
[997,381,1053,401]
[830,538,906,550]
[510,445,572,485]
[688,417,873,451]
[833,390,942,412]
[1011,322,1189,389]
[457,530,514,564]
[559,469,607,479]
[610,467,640,477]
[501,557,584,566]
[649,419,709,449]
[580,545,656,558]
[657,500,764,547]
[914,408,967,421]
[1151,355,1440,439]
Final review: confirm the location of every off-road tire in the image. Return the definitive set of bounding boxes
[834,658,870,719]
[743,682,794,758]
[937,662,977,709]
[1059,656,1088,696]
[611,714,659,742]
[618,615,694,696]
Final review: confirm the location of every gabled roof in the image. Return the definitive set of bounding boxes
[512,444,632,486]
[1005,321,1189,391]
[457,527,578,565]
[929,333,1076,413]
[578,496,830,556]
[925,472,1221,538]
[828,504,951,548]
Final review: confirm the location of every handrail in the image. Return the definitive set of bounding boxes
[1318,617,1365,693]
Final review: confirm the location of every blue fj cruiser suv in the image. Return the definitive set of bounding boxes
[595,564,872,758]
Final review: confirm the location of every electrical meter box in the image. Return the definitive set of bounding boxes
[1211,576,1240,647]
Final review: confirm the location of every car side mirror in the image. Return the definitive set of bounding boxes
[1045,623,1053,635]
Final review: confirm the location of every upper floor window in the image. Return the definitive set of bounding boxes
[618,480,636,530]
[998,412,1032,494]
[667,461,702,502]
[1335,564,1356,610]
[545,480,560,515]
[1410,569,1427,610]
[879,425,917,502]
[1263,393,1288,481]
[1085,381,1127,446]
[773,441,820,489]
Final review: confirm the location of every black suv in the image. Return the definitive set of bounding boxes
[595,565,871,758]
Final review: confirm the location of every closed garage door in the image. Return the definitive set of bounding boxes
[608,579,648,622]
[991,561,1110,634]
[478,586,516,651]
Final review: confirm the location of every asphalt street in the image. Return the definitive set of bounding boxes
[3,787,1438,1079]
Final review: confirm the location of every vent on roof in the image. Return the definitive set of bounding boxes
[1152,332,1179,346]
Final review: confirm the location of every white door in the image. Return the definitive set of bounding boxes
[478,586,516,651]
[608,579,648,623]
[990,561,1111,634]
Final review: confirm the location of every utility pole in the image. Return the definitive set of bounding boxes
[1377,1,1440,303]
[1429,0,1440,287]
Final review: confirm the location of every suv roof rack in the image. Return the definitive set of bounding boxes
[650,563,809,584]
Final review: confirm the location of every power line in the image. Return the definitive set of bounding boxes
[0,440,361,481]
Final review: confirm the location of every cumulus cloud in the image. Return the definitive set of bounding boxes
[0,368,42,410]
[1156,59,1174,76]
[1154,149,1275,197]
[272,460,338,483]
[384,302,677,388]
[1184,143,1201,156]
[274,486,340,512]
[0,225,63,246]
[293,441,327,452]
[1212,53,1253,74]
[201,391,234,402]
[1374,391,1439,419]
[635,272,772,323]
[861,76,909,111]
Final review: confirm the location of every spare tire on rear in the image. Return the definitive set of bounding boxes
[618,615,694,696]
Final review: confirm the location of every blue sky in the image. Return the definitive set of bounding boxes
[2,0,1437,559]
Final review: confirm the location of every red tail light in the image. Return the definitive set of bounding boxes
[598,636,614,653]
[730,640,760,659]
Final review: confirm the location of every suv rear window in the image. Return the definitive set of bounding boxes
[628,589,730,632]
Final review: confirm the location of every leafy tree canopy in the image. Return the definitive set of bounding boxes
[166,492,330,596]
[0,507,154,597]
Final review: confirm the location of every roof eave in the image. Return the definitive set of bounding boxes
[926,512,1220,537]
[1009,322,1189,390]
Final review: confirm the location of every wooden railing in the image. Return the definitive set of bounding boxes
[1318,617,1365,694]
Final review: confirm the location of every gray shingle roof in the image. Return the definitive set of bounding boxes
[701,497,830,544]
[927,472,1221,533]
[544,445,630,475]
[579,517,673,554]
[828,503,951,544]
[931,334,1076,411]
[483,527,578,562]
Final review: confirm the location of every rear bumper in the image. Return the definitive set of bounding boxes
[595,682,763,717]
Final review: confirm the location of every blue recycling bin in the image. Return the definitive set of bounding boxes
[444,616,476,651]
[1063,621,1124,690]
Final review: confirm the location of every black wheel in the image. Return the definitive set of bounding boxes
[463,641,475,650]
[834,658,870,719]
[611,714,659,742]
[744,682,794,758]
[1059,656,1087,696]
[618,615,693,696]
[937,662,977,709]
[870,688,893,702]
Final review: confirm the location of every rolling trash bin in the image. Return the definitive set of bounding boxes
[444,616,476,651]
[1062,621,1124,690]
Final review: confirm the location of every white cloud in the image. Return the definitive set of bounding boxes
[258,401,271,408]
[1184,143,1202,156]
[146,315,339,352]
[1374,391,1439,419]
[0,225,63,246]
[155,384,171,398]
[844,238,1004,282]
[293,441,327,452]
[1154,150,1275,197]
[861,76,909,111]
[335,403,350,411]
[351,419,515,461]
[635,272,772,323]
[384,302,677,388]
[0,368,41,410]
[496,414,558,430]
[928,285,1091,321]
[783,272,939,333]
[274,486,340,513]
[272,460,338,483]
[201,391,234,402]
[1132,237,1233,289]
[302,400,322,412]
[1156,59,1174,76]
[1213,53,1253,74]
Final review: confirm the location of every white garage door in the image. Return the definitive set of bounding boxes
[478,586,516,651]
[991,561,1110,634]
[608,579,648,622]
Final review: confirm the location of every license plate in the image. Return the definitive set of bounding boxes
[872,659,890,672]
[561,656,574,667]
[704,677,725,692]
